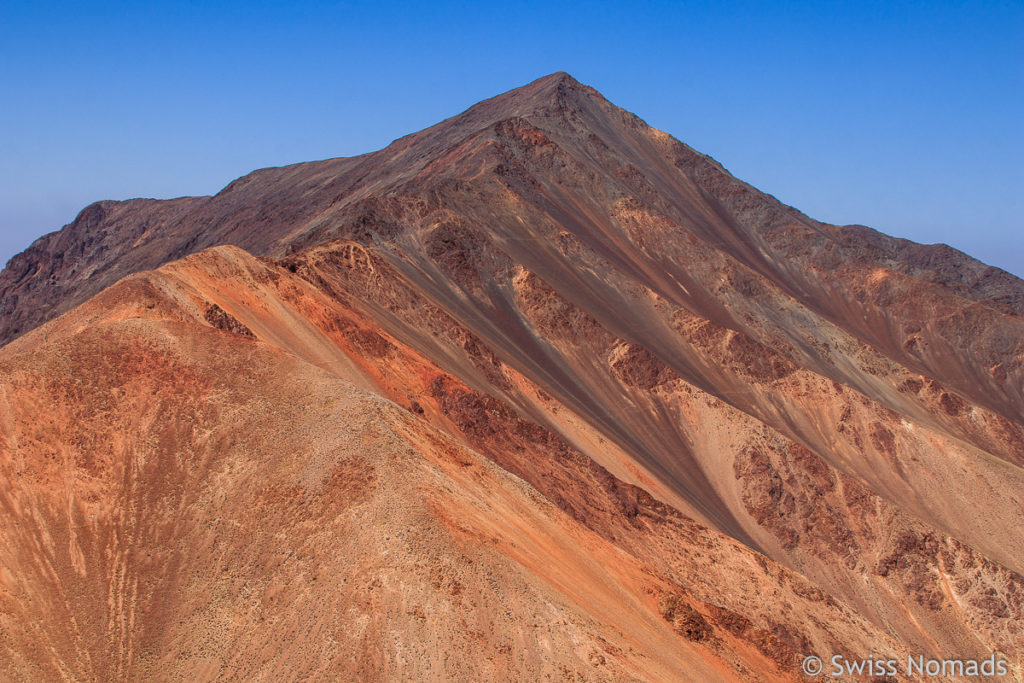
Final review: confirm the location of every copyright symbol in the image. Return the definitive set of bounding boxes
[802,655,823,676]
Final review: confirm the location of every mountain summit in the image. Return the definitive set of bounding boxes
[1,74,1022,680]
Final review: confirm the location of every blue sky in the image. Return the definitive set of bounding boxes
[2,1,1022,275]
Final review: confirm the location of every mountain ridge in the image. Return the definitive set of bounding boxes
[1,72,1022,680]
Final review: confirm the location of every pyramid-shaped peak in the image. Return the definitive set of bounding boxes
[497,71,598,106]
[528,71,582,88]
[472,72,599,112]
[381,72,612,156]
[427,71,608,137]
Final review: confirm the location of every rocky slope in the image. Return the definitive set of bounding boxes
[1,73,1022,680]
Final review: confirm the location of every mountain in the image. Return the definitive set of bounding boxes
[1,72,1022,681]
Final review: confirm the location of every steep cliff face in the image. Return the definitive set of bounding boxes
[1,73,1022,680]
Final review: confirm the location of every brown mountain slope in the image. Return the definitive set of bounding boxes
[1,73,1023,679]
[165,243,1024,659]
[4,73,1022,420]
[0,258,906,681]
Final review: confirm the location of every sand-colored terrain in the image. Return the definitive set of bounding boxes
[1,73,1022,680]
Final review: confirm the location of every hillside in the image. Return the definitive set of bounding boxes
[1,73,1022,680]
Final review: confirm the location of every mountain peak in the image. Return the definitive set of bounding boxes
[3,71,1024,680]
[521,70,583,91]
[432,71,604,134]
[370,71,610,170]
[488,70,599,111]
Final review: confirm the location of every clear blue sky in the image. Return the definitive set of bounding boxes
[2,1,1022,275]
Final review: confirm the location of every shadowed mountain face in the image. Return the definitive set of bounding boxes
[1,73,1023,680]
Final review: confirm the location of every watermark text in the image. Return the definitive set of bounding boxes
[801,653,1009,678]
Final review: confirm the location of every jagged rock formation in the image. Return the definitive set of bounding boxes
[1,73,1022,681]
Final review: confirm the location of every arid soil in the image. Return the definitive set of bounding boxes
[1,73,1022,681]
